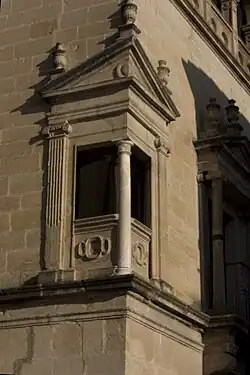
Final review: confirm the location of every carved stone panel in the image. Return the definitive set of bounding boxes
[74,214,118,279]
[131,218,151,279]
[73,214,151,280]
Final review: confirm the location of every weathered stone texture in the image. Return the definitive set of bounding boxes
[0,0,121,288]
[126,319,202,375]
[0,0,247,373]
[134,0,250,305]
[0,296,202,375]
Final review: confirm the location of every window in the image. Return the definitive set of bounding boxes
[131,149,151,227]
[75,144,151,227]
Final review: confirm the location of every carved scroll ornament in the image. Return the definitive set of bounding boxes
[41,120,72,138]
[132,242,148,266]
[76,236,111,261]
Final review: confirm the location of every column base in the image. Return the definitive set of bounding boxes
[115,267,133,276]
[38,269,75,285]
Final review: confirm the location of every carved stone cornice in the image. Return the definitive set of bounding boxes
[41,120,72,138]
[0,273,208,330]
[40,31,180,127]
[208,314,248,334]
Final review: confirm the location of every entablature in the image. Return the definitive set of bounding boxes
[194,98,250,205]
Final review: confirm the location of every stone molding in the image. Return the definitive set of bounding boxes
[171,0,250,94]
[194,133,250,199]
[40,32,180,125]
[194,98,250,198]
[0,274,208,330]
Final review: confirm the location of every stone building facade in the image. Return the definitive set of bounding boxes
[0,0,250,374]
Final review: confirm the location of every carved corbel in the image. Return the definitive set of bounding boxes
[154,136,171,157]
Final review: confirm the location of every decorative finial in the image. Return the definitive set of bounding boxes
[122,0,138,25]
[225,99,242,136]
[157,60,170,87]
[205,98,221,137]
[53,42,67,71]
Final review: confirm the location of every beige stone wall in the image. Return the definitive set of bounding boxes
[135,0,250,305]
[0,0,248,302]
[0,0,120,288]
[0,294,126,375]
[0,294,203,375]
[126,320,202,375]
[0,318,126,375]
[125,294,203,375]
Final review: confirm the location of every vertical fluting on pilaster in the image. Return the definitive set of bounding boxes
[42,121,72,271]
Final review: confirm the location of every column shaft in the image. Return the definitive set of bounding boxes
[117,140,133,275]
[212,178,226,313]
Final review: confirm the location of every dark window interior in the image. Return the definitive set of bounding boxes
[212,0,221,11]
[75,145,151,227]
[75,145,117,219]
[131,151,151,226]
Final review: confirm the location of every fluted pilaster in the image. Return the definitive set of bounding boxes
[39,121,73,284]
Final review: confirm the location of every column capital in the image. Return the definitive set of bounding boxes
[41,120,72,138]
[117,139,134,155]
[196,171,208,183]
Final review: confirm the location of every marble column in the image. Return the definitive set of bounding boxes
[116,140,133,275]
[212,176,226,313]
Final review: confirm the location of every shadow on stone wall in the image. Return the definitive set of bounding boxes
[182,58,250,375]
[182,59,250,137]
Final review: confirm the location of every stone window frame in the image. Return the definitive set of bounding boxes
[38,116,171,285]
